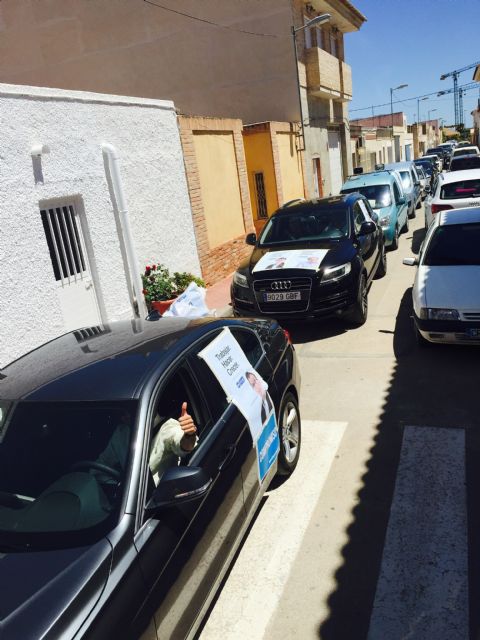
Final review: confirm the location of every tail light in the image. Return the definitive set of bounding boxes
[431,203,454,215]
[283,328,292,344]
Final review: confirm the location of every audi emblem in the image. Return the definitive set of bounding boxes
[271,280,292,291]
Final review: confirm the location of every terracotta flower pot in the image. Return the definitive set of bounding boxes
[151,298,176,314]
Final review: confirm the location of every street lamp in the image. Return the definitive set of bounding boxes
[428,108,437,121]
[417,96,428,123]
[292,13,331,148]
[390,83,408,139]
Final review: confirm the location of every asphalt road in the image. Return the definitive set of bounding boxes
[199,204,480,640]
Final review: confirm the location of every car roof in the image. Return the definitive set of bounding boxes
[343,171,396,187]
[273,194,355,216]
[439,207,480,226]
[384,162,414,170]
[438,168,480,184]
[0,317,262,402]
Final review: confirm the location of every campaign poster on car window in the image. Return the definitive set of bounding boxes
[198,328,279,483]
[252,249,328,273]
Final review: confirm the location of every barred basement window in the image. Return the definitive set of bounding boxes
[254,172,268,219]
[40,204,86,283]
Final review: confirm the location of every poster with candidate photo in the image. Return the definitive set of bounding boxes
[198,328,279,482]
[252,249,328,273]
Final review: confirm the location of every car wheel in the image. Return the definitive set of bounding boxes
[277,392,301,476]
[375,243,387,278]
[415,199,421,210]
[402,214,409,233]
[390,224,399,251]
[348,272,368,326]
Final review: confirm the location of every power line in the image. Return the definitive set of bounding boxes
[350,83,479,114]
[143,0,284,38]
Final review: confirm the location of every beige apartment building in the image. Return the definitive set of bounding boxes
[0,0,365,282]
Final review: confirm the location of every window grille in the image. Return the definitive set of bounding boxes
[40,205,86,283]
[254,172,268,219]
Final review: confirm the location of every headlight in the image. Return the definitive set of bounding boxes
[420,308,459,321]
[233,271,249,288]
[379,215,390,227]
[321,262,352,283]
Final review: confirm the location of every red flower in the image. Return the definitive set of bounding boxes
[142,289,147,295]
[151,264,156,271]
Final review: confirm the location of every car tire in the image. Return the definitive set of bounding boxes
[375,243,387,278]
[416,199,421,210]
[390,224,399,251]
[277,392,301,476]
[402,214,409,234]
[347,272,368,326]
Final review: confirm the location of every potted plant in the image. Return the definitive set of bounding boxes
[142,263,205,314]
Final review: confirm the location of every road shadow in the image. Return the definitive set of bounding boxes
[411,226,426,254]
[317,288,480,639]
[283,318,350,345]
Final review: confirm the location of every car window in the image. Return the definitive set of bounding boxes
[399,171,412,190]
[0,400,138,547]
[258,207,349,245]
[144,366,206,503]
[342,185,391,209]
[423,224,480,266]
[352,201,366,233]
[392,180,402,204]
[440,179,480,200]
[229,328,264,367]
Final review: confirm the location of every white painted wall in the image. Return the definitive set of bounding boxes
[0,83,201,367]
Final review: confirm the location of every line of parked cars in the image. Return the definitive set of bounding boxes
[405,139,480,346]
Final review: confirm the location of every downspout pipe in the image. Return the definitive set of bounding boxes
[102,143,148,319]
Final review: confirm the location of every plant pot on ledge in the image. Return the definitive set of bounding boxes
[151,298,176,315]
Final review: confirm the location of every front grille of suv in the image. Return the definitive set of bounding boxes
[253,277,312,313]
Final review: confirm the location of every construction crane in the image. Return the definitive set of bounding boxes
[440,60,480,126]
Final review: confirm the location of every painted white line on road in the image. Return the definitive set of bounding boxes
[199,420,347,640]
[367,426,468,640]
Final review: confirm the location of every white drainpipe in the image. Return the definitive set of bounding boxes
[102,143,148,319]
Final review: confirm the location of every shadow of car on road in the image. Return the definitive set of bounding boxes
[317,287,480,640]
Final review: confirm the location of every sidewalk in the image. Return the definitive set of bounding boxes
[205,273,234,318]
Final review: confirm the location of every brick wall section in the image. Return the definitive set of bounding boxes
[178,115,254,286]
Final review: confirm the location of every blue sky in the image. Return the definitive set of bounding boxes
[345,0,480,127]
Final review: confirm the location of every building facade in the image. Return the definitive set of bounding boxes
[0,83,200,367]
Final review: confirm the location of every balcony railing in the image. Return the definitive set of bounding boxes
[305,47,352,101]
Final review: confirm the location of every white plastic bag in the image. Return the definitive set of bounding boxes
[163,282,211,318]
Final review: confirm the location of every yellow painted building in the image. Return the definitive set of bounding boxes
[243,122,306,234]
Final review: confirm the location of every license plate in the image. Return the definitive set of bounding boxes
[466,328,480,337]
[264,291,301,302]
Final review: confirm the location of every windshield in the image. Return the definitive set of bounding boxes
[424,224,480,266]
[258,207,349,245]
[450,157,480,171]
[0,400,137,549]
[341,185,391,209]
[455,148,477,156]
[415,162,433,176]
[399,171,412,190]
[440,178,480,200]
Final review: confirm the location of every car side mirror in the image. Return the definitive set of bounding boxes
[424,185,431,194]
[358,221,376,235]
[402,257,418,266]
[245,232,257,246]
[398,196,406,205]
[145,466,212,514]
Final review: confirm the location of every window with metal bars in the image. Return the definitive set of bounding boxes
[40,204,86,283]
[254,172,268,219]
